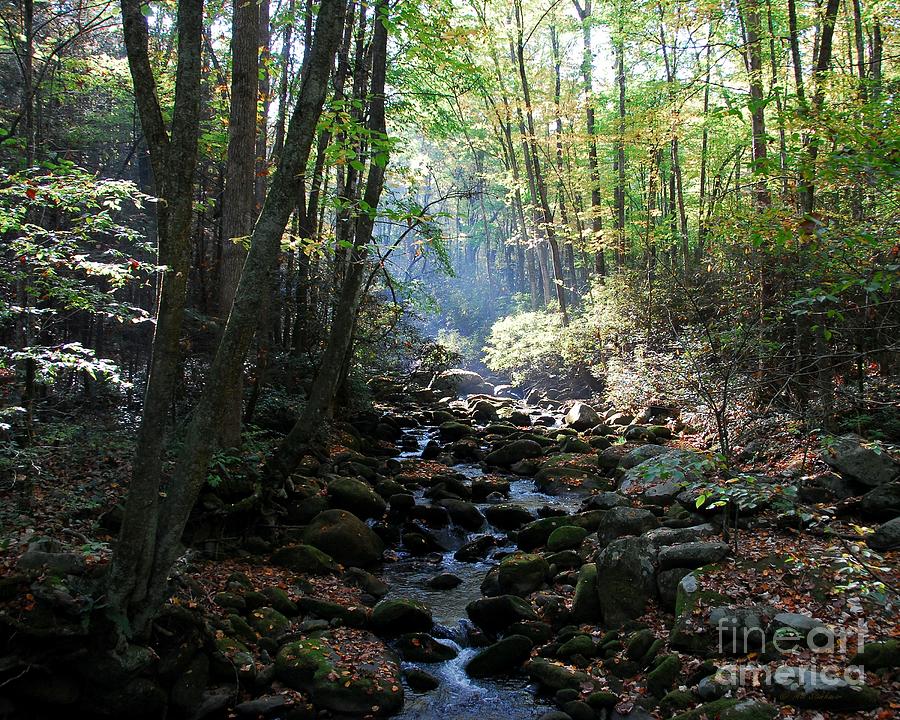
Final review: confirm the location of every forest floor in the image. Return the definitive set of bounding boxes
[0,379,898,720]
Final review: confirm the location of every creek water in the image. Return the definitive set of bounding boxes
[383,424,583,720]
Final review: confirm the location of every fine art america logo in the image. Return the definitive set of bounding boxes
[714,616,868,688]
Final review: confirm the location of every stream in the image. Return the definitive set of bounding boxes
[382,424,583,720]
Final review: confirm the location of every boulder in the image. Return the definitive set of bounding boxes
[657,542,729,570]
[672,699,777,720]
[427,573,462,590]
[432,369,492,396]
[647,655,680,697]
[517,516,576,551]
[595,536,657,626]
[868,517,900,550]
[439,421,475,441]
[768,667,879,710]
[564,403,602,431]
[327,477,386,519]
[498,553,549,596]
[466,595,538,635]
[524,658,591,692]
[484,503,536,531]
[597,507,659,545]
[465,634,533,678]
[275,635,403,715]
[547,526,588,552]
[371,598,433,636]
[270,544,339,575]
[395,633,458,663]
[454,534,497,562]
[248,606,291,639]
[850,639,900,670]
[303,509,384,567]
[821,434,899,487]
[860,482,900,520]
[535,454,611,495]
[436,499,485,530]
[571,564,602,622]
[484,439,543,467]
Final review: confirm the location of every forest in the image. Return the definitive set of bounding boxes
[0,0,898,718]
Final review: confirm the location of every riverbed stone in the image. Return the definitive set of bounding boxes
[485,503,536,531]
[595,536,657,626]
[467,594,538,635]
[767,667,879,710]
[524,658,591,692]
[437,499,485,530]
[547,526,588,552]
[657,542,729,570]
[371,598,433,636]
[395,633,458,663]
[485,439,544,467]
[517,516,576,551]
[465,634,533,678]
[597,507,659,545]
[498,553,549,596]
[564,402,602,431]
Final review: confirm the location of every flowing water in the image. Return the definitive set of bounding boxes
[384,424,583,720]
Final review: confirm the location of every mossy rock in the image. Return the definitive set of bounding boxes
[498,553,549,596]
[546,525,588,552]
[297,597,370,628]
[327,476,387,520]
[517,516,577,551]
[534,454,611,495]
[271,544,340,575]
[465,634,533,678]
[261,586,298,616]
[524,658,591,692]
[466,594,538,636]
[625,629,657,661]
[395,633,458,663]
[275,636,403,715]
[586,690,619,709]
[659,690,694,714]
[213,591,246,611]
[211,636,255,683]
[371,598,433,636]
[557,634,595,660]
[249,606,291,639]
[571,564,601,623]
[302,509,384,567]
[851,639,900,670]
[647,654,680,697]
[673,699,778,720]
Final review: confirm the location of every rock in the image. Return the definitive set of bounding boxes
[821,434,899,487]
[851,639,900,669]
[564,403,602,431]
[647,655,680,697]
[498,553,549,596]
[465,634,533,678]
[547,526,588,552]
[860,482,900,520]
[437,499,485,530]
[582,492,628,511]
[768,667,879,710]
[657,542,729,570]
[470,399,500,422]
[17,550,85,575]
[213,591,246,611]
[297,597,370,627]
[485,439,544,467]
[640,480,682,506]
[659,690,694,714]
[595,536,657,626]
[454,535,497,562]
[327,477,387,519]
[539,713,572,720]
[396,633,458,663]
[371,599,432,636]
[557,634,595,660]
[467,595,538,635]
[656,567,693,610]
[405,668,440,692]
[344,567,389,598]
[672,699,777,720]
[597,507,659,545]
[438,421,475,441]
[427,572,462,590]
[868,516,900,550]
[169,653,210,713]
[535,454,611,495]
[517,516,576,551]
[524,658,590,692]
[275,635,403,715]
[303,509,384,567]
[620,449,707,492]
[249,607,291,639]
[571,565,602,622]
[261,586,298,616]
[484,503,536,531]
[270,544,339,575]
[432,369,491,396]
[234,695,287,717]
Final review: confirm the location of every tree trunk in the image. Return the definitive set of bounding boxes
[109,0,347,638]
[107,0,205,638]
[216,0,261,448]
[740,0,771,206]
